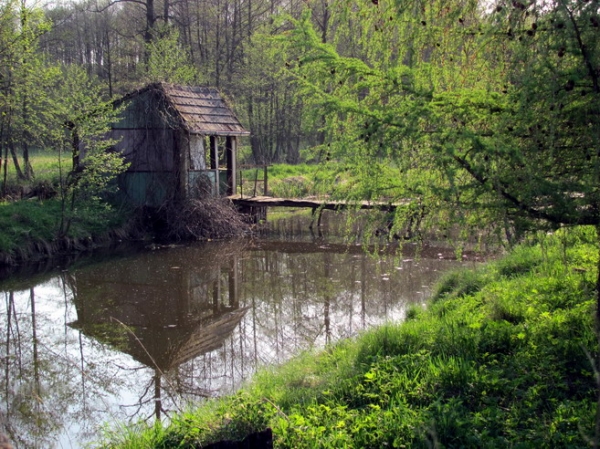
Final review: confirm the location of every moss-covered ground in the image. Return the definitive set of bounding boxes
[100,226,599,448]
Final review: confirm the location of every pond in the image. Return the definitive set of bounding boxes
[0,210,481,448]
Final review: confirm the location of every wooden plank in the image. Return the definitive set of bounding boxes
[184,114,244,125]
[228,195,405,212]
[171,99,221,108]
[163,86,219,99]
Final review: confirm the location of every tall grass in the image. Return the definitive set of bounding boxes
[1,149,61,187]
[245,163,341,198]
[0,200,61,252]
[0,197,130,255]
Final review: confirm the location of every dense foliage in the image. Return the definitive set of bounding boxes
[99,227,598,448]
[284,0,600,240]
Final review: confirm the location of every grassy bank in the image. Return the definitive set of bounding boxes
[0,198,134,264]
[101,227,598,448]
[0,150,136,264]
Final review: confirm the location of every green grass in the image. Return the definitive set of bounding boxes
[1,149,62,186]
[0,197,131,255]
[0,150,134,257]
[99,226,599,448]
[239,163,343,198]
[0,200,62,252]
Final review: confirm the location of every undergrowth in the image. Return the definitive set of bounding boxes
[99,226,598,448]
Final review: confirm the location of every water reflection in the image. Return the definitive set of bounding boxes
[0,211,476,448]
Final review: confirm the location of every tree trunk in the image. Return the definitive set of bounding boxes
[71,126,80,172]
[144,0,156,52]
[22,94,33,180]
[105,29,113,98]
[22,140,33,180]
[8,140,25,181]
[163,0,169,25]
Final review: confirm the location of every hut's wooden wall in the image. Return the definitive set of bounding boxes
[112,90,178,172]
[111,90,182,206]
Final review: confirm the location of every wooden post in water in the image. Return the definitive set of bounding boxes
[253,168,259,197]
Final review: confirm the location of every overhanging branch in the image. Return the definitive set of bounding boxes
[453,154,598,226]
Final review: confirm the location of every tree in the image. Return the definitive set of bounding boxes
[240,25,309,164]
[285,0,599,235]
[0,0,52,185]
[47,65,128,238]
[142,25,201,84]
[283,2,493,231]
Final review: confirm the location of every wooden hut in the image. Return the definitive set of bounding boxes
[110,83,250,207]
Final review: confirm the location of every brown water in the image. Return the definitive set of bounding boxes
[0,210,479,448]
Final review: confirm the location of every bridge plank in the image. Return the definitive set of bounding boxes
[228,195,405,212]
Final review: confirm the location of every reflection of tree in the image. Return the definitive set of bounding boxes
[237,241,466,376]
[323,252,331,345]
[1,288,70,448]
[0,275,170,446]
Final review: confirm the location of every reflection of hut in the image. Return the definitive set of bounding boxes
[70,308,248,372]
[68,247,246,372]
[110,83,250,206]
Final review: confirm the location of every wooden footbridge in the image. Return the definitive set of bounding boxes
[228,194,405,227]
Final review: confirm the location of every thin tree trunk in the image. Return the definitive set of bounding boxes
[71,126,80,172]
[5,292,12,411]
[0,116,6,194]
[2,141,7,196]
[21,95,33,180]
[8,140,25,181]
[215,0,222,88]
[105,29,113,98]
[31,288,40,405]
[22,141,33,180]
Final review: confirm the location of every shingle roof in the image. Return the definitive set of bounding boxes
[121,83,250,136]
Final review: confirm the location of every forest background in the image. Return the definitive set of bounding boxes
[0,0,600,252]
[1,0,598,231]
[1,0,598,262]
